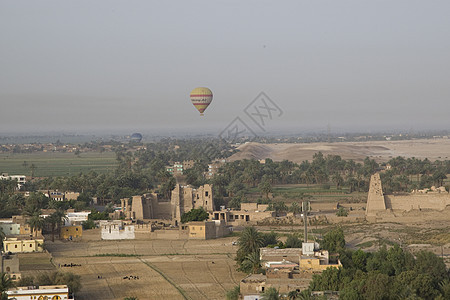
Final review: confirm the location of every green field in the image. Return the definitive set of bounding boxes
[0,152,117,177]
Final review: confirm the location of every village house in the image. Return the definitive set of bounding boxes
[3,236,44,253]
[100,220,135,240]
[6,285,70,300]
[0,253,21,281]
[240,242,341,299]
[186,220,230,240]
[60,225,82,240]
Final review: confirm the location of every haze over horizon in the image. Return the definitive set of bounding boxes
[1,1,450,136]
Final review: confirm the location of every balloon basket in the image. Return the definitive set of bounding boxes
[200,113,204,116]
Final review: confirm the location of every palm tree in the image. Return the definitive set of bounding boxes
[30,164,37,178]
[27,213,46,237]
[241,251,262,274]
[238,227,264,254]
[0,273,15,298]
[47,210,68,242]
[287,290,299,300]
[261,287,280,300]
[226,286,240,300]
[0,228,5,250]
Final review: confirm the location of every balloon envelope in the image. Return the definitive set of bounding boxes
[190,87,213,116]
[130,133,142,142]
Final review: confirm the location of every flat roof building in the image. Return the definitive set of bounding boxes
[6,285,70,300]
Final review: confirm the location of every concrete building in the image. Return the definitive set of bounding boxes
[241,242,341,298]
[209,203,275,226]
[3,236,44,253]
[60,225,82,240]
[100,221,135,240]
[205,159,226,179]
[1,253,21,280]
[187,221,216,240]
[0,173,26,189]
[11,215,35,236]
[65,211,91,226]
[166,162,184,175]
[187,220,230,240]
[0,222,21,235]
[6,285,70,300]
[182,160,195,170]
[260,248,302,263]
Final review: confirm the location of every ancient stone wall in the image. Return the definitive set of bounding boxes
[366,172,450,219]
[386,194,450,211]
[365,173,386,216]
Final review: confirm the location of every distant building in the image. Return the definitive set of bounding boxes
[186,220,230,240]
[0,253,21,281]
[166,162,184,175]
[205,159,226,179]
[240,242,341,298]
[0,173,26,189]
[6,285,70,300]
[100,221,135,240]
[208,203,275,225]
[65,211,91,226]
[365,173,450,220]
[3,236,44,253]
[116,184,215,227]
[182,160,195,170]
[171,184,214,225]
[11,216,38,236]
[60,225,82,240]
[0,222,21,235]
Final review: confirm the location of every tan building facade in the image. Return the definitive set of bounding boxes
[3,237,44,253]
[60,225,82,239]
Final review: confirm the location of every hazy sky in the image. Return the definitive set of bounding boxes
[1,1,450,135]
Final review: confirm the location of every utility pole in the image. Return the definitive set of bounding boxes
[302,201,310,242]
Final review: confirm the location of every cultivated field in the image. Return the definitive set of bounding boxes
[229,138,450,163]
[44,230,244,300]
[0,151,117,177]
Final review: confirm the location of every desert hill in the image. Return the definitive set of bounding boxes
[228,139,450,163]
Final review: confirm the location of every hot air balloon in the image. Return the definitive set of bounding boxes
[190,87,213,116]
[130,133,143,143]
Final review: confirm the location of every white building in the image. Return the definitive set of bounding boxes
[6,285,70,300]
[65,211,91,226]
[0,173,26,189]
[100,220,135,240]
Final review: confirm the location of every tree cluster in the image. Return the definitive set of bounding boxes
[309,243,450,299]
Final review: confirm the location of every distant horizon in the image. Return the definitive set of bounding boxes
[2,1,450,134]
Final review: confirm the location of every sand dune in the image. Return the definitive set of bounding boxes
[229,139,450,163]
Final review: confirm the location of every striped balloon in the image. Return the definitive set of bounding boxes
[190,87,213,116]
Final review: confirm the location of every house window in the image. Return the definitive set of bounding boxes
[30,244,33,247]
[205,191,209,197]
[76,228,78,231]
[6,267,10,272]
[15,245,17,248]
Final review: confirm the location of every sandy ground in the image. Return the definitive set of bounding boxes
[229,139,450,163]
[44,230,244,300]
